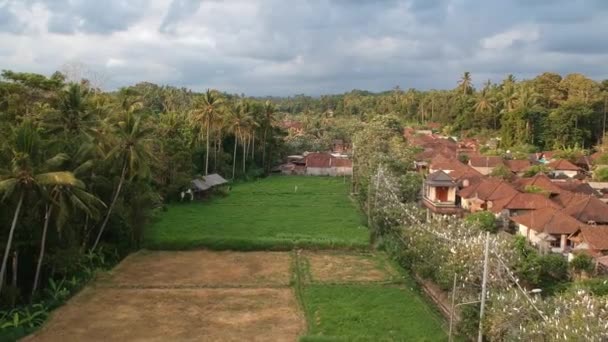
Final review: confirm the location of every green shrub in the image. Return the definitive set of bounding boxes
[570,254,595,274]
[593,167,608,181]
[465,211,497,233]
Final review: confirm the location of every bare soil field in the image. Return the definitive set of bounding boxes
[24,287,303,342]
[24,250,303,342]
[303,251,399,283]
[101,250,292,287]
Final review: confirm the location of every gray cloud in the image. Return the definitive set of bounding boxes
[0,0,607,95]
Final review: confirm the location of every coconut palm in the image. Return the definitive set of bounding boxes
[31,181,105,297]
[44,83,98,139]
[226,101,252,179]
[0,120,81,294]
[261,101,277,173]
[458,72,473,95]
[190,89,223,175]
[91,109,156,251]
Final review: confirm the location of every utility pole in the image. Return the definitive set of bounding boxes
[448,273,457,342]
[478,231,491,342]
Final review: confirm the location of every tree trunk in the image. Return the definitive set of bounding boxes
[232,134,238,179]
[251,133,255,160]
[262,127,268,171]
[242,134,247,174]
[32,205,52,299]
[91,163,127,251]
[205,116,210,175]
[81,214,90,252]
[11,251,17,289]
[0,192,24,294]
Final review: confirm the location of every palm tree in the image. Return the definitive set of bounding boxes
[31,180,105,297]
[45,83,98,139]
[190,90,223,175]
[226,101,252,179]
[91,109,155,251]
[458,72,473,95]
[261,101,277,173]
[0,120,81,294]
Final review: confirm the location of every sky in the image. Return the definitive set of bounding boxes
[1,0,607,96]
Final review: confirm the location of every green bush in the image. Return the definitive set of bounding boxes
[569,254,595,274]
[465,211,497,233]
[593,167,608,181]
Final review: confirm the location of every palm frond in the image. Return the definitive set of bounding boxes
[0,178,19,201]
[44,153,70,169]
[35,171,83,188]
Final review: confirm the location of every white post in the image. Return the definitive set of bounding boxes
[449,273,457,342]
[478,231,490,342]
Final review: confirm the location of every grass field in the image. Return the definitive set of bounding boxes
[144,176,369,250]
[300,285,447,341]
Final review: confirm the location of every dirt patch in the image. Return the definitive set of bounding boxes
[303,251,397,283]
[24,287,304,342]
[101,250,292,287]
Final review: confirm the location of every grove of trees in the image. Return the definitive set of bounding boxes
[0,70,286,312]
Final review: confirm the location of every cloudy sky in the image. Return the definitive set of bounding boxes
[1,0,607,96]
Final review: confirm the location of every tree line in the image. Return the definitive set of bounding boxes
[271,72,608,151]
[0,70,285,308]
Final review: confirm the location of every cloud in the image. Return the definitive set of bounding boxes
[0,0,607,95]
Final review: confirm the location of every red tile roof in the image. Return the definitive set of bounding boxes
[468,156,504,168]
[459,178,519,201]
[563,196,608,224]
[575,226,608,251]
[511,207,587,235]
[548,159,580,171]
[513,174,564,194]
[305,153,331,168]
[490,192,562,213]
[504,159,531,173]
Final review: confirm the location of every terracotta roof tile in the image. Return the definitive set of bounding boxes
[513,174,564,194]
[490,192,562,213]
[469,156,504,168]
[563,196,608,224]
[576,226,608,251]
[548,159,581,171]
[511,207,586,235]
[504,159,531,173]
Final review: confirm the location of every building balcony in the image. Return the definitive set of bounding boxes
[422,197,462,214]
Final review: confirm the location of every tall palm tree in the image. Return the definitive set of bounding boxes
[31,180,105,297]
[91,109,155,251]
[0,120,81,294]
[45,83,98,139]
[458,72,473,95]
[190,89,223,175]
[226,101,252,179]
[261,101,277,173]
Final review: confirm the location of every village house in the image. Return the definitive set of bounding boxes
[489,192,562,217]
[304,152,352,176]
[513,173,564,196]
[468,156,504,175]
[547,159,581,178]
[562,195,608,225]
[459,178,519,212]
[504,159,532,177]
[422,170,461,216]
[568,226,608,261]
[511,207,586,254]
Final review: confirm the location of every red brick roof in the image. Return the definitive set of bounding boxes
[513,174,564,194]
[504,159,531,173]
[459,178,518,201]
[548,159,580,171]
[563,196,608,224]
[511,207,586,235]
[490,192,562,213]
[575,226,608,251]
[554,180,597,195]
[429,154,464,172]
[305,153,331,168]
[468,156,504,168]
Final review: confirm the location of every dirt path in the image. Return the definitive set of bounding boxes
[24,251,304,342]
